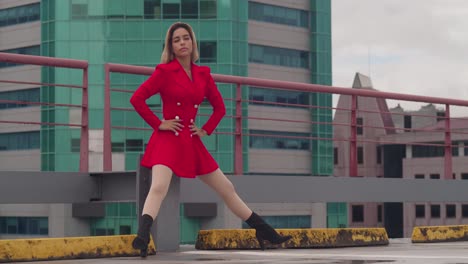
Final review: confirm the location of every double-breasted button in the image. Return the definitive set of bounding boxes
[194,104,198,109]
[190,134,193,138]
[190,119,194,123]
[175,132,179,136]
[175,116,180,120]
[177,102,181,106]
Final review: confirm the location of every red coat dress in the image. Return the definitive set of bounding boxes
[130,59,226,178]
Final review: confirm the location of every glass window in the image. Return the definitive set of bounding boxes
[376,146,382,164]
[144,0,214,19]
[71,3,87,19]
[436,111,445,122]
[112,142,125,152]
[248,1,309,28]
[200,0,216,19]
[430,174,440,179]
[463,204,468,218]
[461,173,468,180]
[126,139,143,152]
[119,203,132,217]
[163,2,180,19]
[0,217,48,235]
[199,41,217,63]
[334,147,338,165]
[430,205,440,218]
[0,131,40,151]
[452,146,459,156]
[300,10,308,27]
[415,204,425,218]
[248,87,309,108]
[0,218,5,234]
[356,117,363,135]
[0,88,40,109]
[18,6,27,23]
[357,147,364,164]
[90,202,137,236]
[415,174,425,179]
[0,46,41,68]
[351,205,364,222]
[0,3,40,28]
[120,225,131,234]
[446,204,456,218]
[412,145,446,158]
[181,0,198,18]
[249,130,310,151]
[249,44,309,69]
[144,0,162,19]
[404,115,411,131]
[71,139,81,152]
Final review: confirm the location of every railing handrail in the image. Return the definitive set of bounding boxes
[0,53,89,172]
[0,52,88,69]
[214,74,468,107]
[102,62,468,175]
[104,62,468,107]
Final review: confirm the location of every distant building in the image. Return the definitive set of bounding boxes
[390,103,445,133]
[333,73,468,238]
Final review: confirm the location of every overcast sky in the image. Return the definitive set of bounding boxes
[331,0,468,115]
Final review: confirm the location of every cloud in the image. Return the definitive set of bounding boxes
[332,0,468,116]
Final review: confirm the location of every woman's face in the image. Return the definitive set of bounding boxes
[171,27,193,60]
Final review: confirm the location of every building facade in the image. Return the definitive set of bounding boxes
[333,73,468,238]
[0,0,334,240]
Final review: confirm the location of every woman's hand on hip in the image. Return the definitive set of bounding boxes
[159,119,184,133]
[189,124,207,137]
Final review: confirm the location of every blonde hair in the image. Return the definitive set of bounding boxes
[161,22,199,64]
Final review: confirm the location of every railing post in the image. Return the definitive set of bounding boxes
[103,64,112,171]
[444,104,452,179]
[79,67,89,172]
[349,95,358,177]
[234,83,243,175]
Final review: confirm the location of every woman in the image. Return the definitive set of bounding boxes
[130,22,291,257]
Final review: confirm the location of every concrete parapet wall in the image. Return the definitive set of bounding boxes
[412,225,468,243]
[195,228,389,250]
[0,235,155,263]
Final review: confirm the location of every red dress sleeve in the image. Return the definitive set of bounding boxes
[130,65,164,130]
[201,69,226,135]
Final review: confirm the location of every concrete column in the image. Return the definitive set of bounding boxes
[154,176,180,251]
[311,203,327,228]
[136,157,180,252]
[48,204,89,237]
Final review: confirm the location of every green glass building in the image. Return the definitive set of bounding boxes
[1,0,343,241]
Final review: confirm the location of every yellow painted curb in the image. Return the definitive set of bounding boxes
[412,225,468,243]
[0,235,155,263]
[195,228,389,250]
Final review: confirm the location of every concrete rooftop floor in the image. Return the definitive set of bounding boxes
[29,239,468,264]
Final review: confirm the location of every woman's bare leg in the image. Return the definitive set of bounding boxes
[198,168,252,220]
[141,164,173,219]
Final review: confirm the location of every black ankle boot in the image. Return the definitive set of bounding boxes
[245,212,292,250]
[132,214,154,257]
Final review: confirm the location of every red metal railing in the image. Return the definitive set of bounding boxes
[103,62,468,177]
[0,53,89,172]
[3,53,467,179]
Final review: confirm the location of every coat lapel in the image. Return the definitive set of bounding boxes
[166,59,205,101]
[170,59,193,89]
